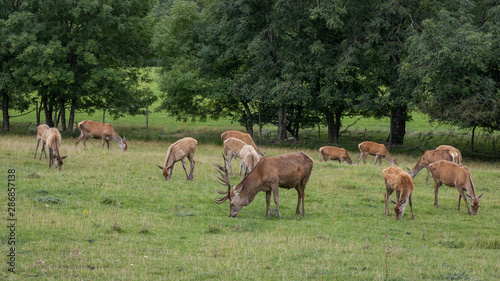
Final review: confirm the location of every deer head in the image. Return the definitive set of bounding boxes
[55,155,68,171]
[391,198,407,220]
[466,192,484,216]
[122,136,128,151]
[157,165,171,181]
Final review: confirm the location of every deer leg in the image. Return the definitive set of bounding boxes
[458,189,471,215]
[226,153,234,176]
[265,191,271,218]
[75,134,83,147]
[385,184,393,216]
[82,135,87,147]
[188,156,195,180]
[40,143,46,161]
[34,139,41,159]
[180,158,190,180]
[434,182,442,208]
[295,189,302,216]
[273,188,282,219]
[409,193,414,219]
[426,167,430,185]
[106,140,110,150]
[373,155,379,165]
[48,148,53,168]
[355,153,363,164]
[102,137,105,148]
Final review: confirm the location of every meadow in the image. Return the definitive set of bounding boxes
[1,109,499,280]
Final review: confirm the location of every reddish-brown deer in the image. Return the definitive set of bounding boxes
[34,124,50,160]
[406,149,454,185]
[41,128,67,170]
[382,166,414,220]
[75,120,127,151]
[157,137,198,181]
[429,160,483,215]
[356,141,397,166]
[319,146,352,165]
[214,152,313,219]
[221,131,263,156]
[436,145,462,164]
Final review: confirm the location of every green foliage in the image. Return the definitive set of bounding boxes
[403,1,500,132]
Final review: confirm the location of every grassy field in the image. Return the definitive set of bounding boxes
[1,123,499,280]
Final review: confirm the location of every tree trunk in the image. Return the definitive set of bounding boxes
[242,101,253,137]
[277,105,287,141]
[326,108,342,145]
[36,101,41,126]
[103,108,106,123]
[2,90,9,131]
[59,99,66,131]
[258,105,262,146]
[68,98,76,132]
[388,105,407,146]
[286,106,302,141]
[43,97,54,127]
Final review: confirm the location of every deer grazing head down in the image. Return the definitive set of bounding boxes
[213,152,313,219]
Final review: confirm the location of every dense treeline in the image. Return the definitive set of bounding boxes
[2,0,499,146]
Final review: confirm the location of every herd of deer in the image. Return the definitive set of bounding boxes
[33,121,484,220]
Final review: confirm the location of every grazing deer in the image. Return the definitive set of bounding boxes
[240,144,261,177]
[382,166,414,220]
[429,160,484,215]
[221,130,263,156]
[356,141,397,166]
[319,146,352,165]
[34,124,50,160]
[75,120,127,151]
[157,137,198,181]
[223,137,247,176]
[41,128,68,170]
[436,145,462,164]
[406,149,454,185]
[214,152,313,219]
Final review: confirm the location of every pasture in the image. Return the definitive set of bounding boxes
[1,123,499,280]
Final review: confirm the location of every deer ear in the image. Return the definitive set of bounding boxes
[123,136,126,141]
[61,156,68,159]
[157,165,164,170]
[478,192,484,200]
[390,199,397,205]
[466,193,472,199]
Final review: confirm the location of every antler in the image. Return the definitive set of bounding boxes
[213,154,232,204]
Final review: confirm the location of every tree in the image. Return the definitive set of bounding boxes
[403,0,500,149]
[11,0,154,130]
[0,0,33,131]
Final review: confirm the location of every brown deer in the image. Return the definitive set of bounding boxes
[240,144,261,177]
[34,124,50,160]
[319,146,352,165]
[382,166,414,220]
[406,149,454,185]
[75,120,127,151]
[223,137,247,176]
[214,152,313,218]
[429,160,484,215]
[221,131,263,156]
[41,128,68,170]
[157,137,198,181]
[356,141,397,166]
[436,145,462,164]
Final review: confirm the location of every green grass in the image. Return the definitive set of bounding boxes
[1,132,499,280]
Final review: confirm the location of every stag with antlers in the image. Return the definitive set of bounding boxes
[213,152,313,219]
